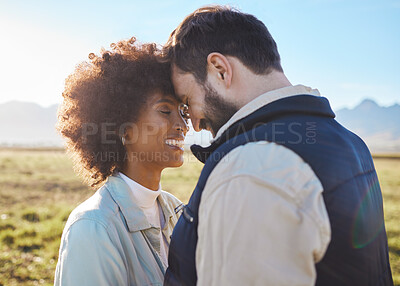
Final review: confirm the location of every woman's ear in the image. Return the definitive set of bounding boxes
[207,52,232,88]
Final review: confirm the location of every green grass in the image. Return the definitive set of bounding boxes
[374,158,400,284]
[0,149,399,285]
[0,150,91,286]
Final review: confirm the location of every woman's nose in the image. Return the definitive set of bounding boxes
[176,115,189,135]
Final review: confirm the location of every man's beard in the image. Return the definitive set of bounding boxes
[199,83,239,137]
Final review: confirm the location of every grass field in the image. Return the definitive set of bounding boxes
[0,149,399,285]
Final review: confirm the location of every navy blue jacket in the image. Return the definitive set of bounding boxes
[164,95,393,286]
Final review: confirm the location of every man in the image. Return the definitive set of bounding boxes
[163,5,393,286]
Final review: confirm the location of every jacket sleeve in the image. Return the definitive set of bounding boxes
[54,218,127,286]
[196,141,331,286]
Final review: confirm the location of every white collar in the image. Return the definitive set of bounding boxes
[119,172,161,209]
[213,84,321,141]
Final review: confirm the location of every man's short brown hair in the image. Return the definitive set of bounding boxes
[163,5,283,83]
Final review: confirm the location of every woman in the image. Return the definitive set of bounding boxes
[54,38,189,285]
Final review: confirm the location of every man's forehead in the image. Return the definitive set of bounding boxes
[171,65,192,99]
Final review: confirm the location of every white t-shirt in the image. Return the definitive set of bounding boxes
[119,172,169,267]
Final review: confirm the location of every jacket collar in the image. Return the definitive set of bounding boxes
[213,85,321,141]
[104,174,174,232]
[157,192,176,231]
[191,93,335,163]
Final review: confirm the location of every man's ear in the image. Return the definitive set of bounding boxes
[207,52,232,88]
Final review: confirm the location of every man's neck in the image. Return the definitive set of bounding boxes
[235,70,292,109]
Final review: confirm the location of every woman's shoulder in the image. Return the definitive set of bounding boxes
[65,185,119,231]
[160,190,182,209]
[159,191,183,228]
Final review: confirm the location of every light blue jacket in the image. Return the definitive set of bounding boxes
[54,174,182,286]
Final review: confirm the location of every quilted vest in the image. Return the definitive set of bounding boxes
[164,95,393,286]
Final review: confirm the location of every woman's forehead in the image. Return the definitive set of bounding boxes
[151,92,180,105]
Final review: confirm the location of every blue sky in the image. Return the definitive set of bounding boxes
[0,0,399,110]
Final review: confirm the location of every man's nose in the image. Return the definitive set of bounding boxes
[190,118,201,132]
[186,106,200,132]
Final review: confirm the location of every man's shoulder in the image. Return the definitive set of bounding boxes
[209,140,298,177]
[201,141,329,240]
[205,140,321,198]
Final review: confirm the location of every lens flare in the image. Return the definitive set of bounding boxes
[351,177,385,249]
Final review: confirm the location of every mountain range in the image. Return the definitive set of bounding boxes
[335,99,400,153]
[0,99,399,153]
[0,101,61,147]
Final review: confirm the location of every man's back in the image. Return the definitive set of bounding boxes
[253,97,392,285]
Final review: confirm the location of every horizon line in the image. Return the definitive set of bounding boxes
[1,98,399,111]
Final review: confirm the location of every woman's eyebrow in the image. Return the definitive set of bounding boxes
[155,98,176,105]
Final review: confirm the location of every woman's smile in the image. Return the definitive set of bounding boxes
[165,138,185,151]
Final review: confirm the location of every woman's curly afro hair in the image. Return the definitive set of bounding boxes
[57,37,174,188]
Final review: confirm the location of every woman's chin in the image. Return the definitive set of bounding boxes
[164,155,184,168]
[160,148,185,168]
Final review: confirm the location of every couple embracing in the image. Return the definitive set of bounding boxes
[54,5,393,286]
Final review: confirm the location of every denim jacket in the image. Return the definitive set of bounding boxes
[54,173,182,286]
